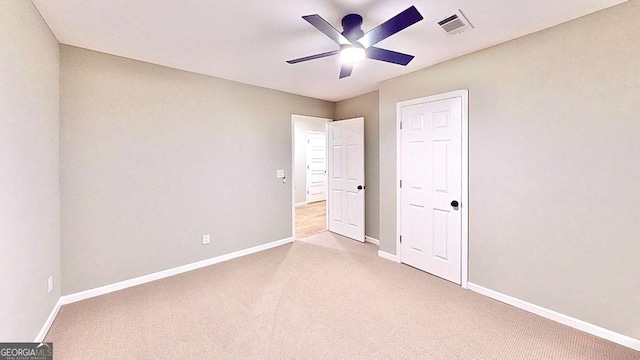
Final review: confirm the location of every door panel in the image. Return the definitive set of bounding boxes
[433,209,449,260]
[327,118,365,242]
[332,147,342,178]
[408,204,425,254]
[332,189,343,222]
[410,141,425,190]
[400,97,462,284]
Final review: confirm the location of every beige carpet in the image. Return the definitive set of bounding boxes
[45,232,639,359]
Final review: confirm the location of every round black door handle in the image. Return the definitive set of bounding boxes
[451,200,459,207]
[357,185,364,190]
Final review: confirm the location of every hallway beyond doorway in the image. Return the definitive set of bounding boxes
[295,201,326,239]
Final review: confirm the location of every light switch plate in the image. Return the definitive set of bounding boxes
[276,170,285,178]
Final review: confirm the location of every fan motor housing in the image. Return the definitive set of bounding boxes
[341,14,364,41]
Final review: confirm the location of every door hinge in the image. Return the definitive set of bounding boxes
[400,180,402,188]
[400,121,403,130]
[400,235,402,243]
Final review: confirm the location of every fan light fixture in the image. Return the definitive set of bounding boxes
[286,6,423,78]
[339,46,365,64]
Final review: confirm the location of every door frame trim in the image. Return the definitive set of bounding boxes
[395,90,469,288]
[291,114,331,240]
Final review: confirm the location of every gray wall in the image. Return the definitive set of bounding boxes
[294,118,328,205]
[0,1,61,341]
[335,91,380,240]
[60,45,334,295]
[378,1,640,339]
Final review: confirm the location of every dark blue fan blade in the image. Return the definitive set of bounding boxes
[287,50,340,64]
[303,14,352,46]
[366,47,414,66]
[357,6,423,48]
[339,64,353,79]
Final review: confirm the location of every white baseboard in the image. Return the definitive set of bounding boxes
[365,236,380,246]
[467,282,640,351]
[295,202,307,207]
[60,237,294,305]
[378,250,400,263]
[34,298,62,342]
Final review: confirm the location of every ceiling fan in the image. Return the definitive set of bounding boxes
[287,6,424,79]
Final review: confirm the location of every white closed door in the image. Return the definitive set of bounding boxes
[400,97,462,284]
[327,118,365,242]
[306,131,327,203]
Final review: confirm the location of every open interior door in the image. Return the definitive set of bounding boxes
[327,118,365,242]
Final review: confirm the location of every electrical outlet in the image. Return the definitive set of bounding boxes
[47,276,53,294]
[202,234,210,245]
[276,170,285,178]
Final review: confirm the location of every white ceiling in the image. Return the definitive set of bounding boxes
[32,0,626,102]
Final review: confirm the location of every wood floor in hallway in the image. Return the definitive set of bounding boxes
[295,200,326,239]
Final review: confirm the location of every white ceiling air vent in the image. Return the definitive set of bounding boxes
[436,10,473,36]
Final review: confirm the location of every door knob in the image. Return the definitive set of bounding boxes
[357,185,364,190]
[451,200,459,208]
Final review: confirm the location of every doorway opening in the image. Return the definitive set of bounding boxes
[291,115,330,240]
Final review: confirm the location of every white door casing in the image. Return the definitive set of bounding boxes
[397,90,468,286]
[327,118,365,242]
[306,131,327,203]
